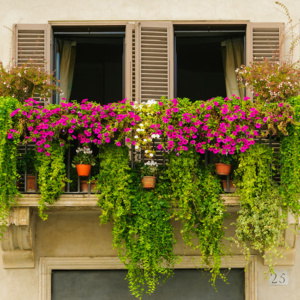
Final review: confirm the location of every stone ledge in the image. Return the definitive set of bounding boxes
[15,194,240,208]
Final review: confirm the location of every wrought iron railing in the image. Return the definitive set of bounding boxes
[17,135,279,194]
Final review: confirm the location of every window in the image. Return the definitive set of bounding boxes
[53,26,125,105]
[14,22,283,105]
[174,25,246,101]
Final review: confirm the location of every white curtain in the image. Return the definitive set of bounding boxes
[222,38,244,99]
[59,40,76,102]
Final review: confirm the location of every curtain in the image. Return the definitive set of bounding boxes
[221,38,244,99]
[59,40,76,102]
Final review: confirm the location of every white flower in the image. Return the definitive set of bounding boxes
[139,123,144,127]
[149,153,153,157]
[134,135,138,139]
[145,150,148,153]
[135,145,139,150]
[143,139,147,142]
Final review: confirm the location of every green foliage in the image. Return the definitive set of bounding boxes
[95,145,178,299]
[165,150,226,285]
[216,153,233,165]
[234,143,286,265]
[0,97,21,232]
[280,96,300,215]
[36,142,67,220]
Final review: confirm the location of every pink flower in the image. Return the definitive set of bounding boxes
[116,141,121,146]
[125,138,131,143]
[157,144,163,150]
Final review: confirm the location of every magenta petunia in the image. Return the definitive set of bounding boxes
[116,141,121,146]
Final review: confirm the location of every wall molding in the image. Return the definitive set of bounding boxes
[39,255,257,300]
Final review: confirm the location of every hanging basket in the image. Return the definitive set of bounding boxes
[76,164,91,177]
[141,176,156,189]
[215,163,231,175]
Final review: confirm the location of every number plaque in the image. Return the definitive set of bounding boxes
[269,271,289,286]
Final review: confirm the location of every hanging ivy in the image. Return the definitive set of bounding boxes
[0,97,21,233]
[36,141,67,220]
[280,96,300,216]
[95,145,178,299]
[165,150,226,284]
[234,143,286,266]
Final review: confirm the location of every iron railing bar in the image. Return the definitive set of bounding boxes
[67,146,71,193]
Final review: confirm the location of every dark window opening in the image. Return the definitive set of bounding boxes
[174,25,246,101]
[53,26,125,105]
[52,269,245,300]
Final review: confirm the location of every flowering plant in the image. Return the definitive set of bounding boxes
[236,58,300,103]
[236,2,300,103]
[0,61,60,103]
[141,160,158,176]
[8,96,294,160]
[72,147,96,166]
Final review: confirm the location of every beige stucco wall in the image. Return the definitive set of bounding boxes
[0,209,299,299]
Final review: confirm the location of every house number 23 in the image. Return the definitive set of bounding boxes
[269,271,289,286]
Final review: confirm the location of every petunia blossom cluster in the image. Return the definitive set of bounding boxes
[7,95,294,158]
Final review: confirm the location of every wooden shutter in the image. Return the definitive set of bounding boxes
[125,23,136,102]
[14,24,52,106]
[246,22,284,65]
[136,22,174,103]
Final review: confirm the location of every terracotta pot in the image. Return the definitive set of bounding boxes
[26,175,36,192]
[141,176,156,189]
[80,180,96,192]
[76,164,91,177]
[222,180,237,193]
[215,163,231,175]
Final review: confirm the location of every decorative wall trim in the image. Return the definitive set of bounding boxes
[1,207,35,268]
[39,255,257,300]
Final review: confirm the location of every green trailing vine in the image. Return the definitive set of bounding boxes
[234,143,286,266]
[165,150,226,284]
[36,142,67,220]
[280,96,300,215]
[95,145,178,299]
[0,97,21,233]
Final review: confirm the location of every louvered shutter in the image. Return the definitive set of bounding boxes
[14,24,52,106]
[125,23,136,102]
[246,23,283,181]
[136,22,174,103]
[246,22,284,65]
